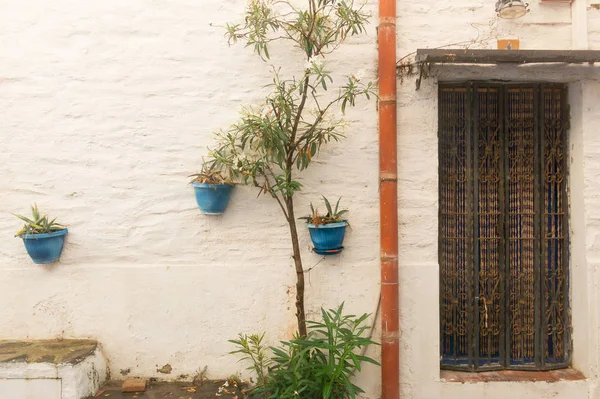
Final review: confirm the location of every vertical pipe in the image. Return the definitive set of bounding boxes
[379,0,399,397]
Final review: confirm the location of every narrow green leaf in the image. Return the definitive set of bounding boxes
[13,214,34,225]
[322,196,333,216]
[323,382,333,399]
[349,353,361,372]
[354,354,381,365]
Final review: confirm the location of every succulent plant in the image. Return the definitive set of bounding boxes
[189,165,234,185]
[301,196,348,225]
[13,204,66,237]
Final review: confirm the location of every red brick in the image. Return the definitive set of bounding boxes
[121,379,147,393]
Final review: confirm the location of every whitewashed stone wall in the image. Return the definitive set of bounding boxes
[0,0,381,394]
[399,67,600,399]
[1,0,600,398]
[589,0,600,48]
[396,0,600,398]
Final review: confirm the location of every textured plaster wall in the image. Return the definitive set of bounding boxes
[398,66,600,399]
[0,0,380,393]
[1,0,600,398]
[395,0,600,394]
[589,0,600,48]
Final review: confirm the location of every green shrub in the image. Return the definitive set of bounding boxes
[230,304,379,399]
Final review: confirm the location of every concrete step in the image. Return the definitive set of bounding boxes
[0,339,108,399]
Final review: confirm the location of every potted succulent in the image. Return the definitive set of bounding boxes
[302,197,349,255]
[189,166,235,215]
[14,204,68,264]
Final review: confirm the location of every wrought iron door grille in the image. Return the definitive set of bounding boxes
[439,82,570,371]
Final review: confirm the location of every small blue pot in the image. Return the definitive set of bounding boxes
[21,229,68,264]
[307,221,348,255]
[192,183,235,215]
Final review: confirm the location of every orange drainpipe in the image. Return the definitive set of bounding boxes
[378,0,399,398]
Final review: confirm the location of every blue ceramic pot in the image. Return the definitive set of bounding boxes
[192,183,235,214]
[21,229,68,264]
[307,221,348,255]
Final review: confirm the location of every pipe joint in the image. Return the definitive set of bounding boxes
[380,173,398,182]
[381,254,398,262]
[382,331,401,343]
[379,16,396,25]
[379,94,397,103]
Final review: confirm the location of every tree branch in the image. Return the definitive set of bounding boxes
[262,166,290,222]
[271,102,286,136]
[287,74,311,169]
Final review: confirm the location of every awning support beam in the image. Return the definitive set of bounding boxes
[416,49,600,64]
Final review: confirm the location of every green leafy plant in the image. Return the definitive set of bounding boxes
[13,204,66,237]
[229,333,271,388]
[301,196,348,225]
[192,130,240,185]
[230,304,379,399]
[210,0,375,337]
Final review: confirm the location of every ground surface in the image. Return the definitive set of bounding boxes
[0,339,98,364]
[87,379,247,399]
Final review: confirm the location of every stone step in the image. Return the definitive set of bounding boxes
[90,379,245,399]
[0,339,108,399]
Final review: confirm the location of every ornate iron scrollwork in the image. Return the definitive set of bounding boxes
[439,83,569,371]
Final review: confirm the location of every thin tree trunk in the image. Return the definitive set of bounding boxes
[285,195,307,337]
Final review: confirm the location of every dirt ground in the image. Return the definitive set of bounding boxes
[86,378,247,399]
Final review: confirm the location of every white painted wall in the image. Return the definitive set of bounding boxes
[1,0,600,398]
[0,379,61,399]
[0,0,381,394]
[399,65,600,399]
[0,346,108,399]
[589,0,600,49]
[395,0,600,397]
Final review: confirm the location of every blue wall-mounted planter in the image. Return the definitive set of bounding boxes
[192,183,234,215]
[307,221,348,255]
[21,229,68,264]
